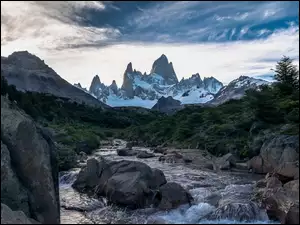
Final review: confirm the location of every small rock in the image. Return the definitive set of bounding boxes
[136,151,155,159]
[117,148,137,156]
[125,142,133,149]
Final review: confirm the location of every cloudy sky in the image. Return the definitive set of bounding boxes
[1,1,299,87]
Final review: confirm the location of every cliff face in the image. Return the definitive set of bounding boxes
[1,96,60,224]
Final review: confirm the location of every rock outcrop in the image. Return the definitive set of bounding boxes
[109,80,118,94]
[1,96,60,224]
[121,62,135,98]
[252,174,299,224]
[150,54,178,85]
[72,157,192,209]
[248,135,299,178]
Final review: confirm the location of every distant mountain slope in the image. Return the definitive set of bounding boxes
[1,51,108,108]
[207,76,271,105]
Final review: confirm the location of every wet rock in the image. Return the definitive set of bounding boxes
[255,179,267,188]
[203,163,215,170]
[206,201,267,222]
[183,156,193,163]
[283,180,299,199]
[1,203,40,224]
[266,177,282,189]
[157,182,193,210]
[151,147,165,154]
[136,151,155,159]
[275,161,299,181]
[79,151,88,162]
[73,157,171,209]
[158,152,185,163]
[1,141,29,216]
[204,194,222,207]
[219,161,230,170]
[125,142,133,149]
[260,135,299,169]
[285,202,299,224]
[117,148,138,156]
[247,155,273,174]
[235,162,248,170]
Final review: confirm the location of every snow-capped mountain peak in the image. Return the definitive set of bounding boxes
[79,54,224,108]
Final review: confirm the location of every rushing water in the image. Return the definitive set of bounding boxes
[59,141,279,224]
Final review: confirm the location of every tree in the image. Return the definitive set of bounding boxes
[274,56,299,90]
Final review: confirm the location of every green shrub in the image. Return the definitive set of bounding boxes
[57,146,77,171]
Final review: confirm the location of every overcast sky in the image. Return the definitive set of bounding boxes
[1,1,299,87]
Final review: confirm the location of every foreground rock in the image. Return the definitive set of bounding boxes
[252,173,299,224]
[205,184,268,222]
[72,157,192,209]
[1,96,60,223]
[117,148,138,156]
[215,153,237,170]
[248,135,299,176]
[157,182,193,210]
[1,203,40,224]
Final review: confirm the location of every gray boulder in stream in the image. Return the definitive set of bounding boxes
[136,151,155,158]
[72,157,192,209]
[157,182,193,210]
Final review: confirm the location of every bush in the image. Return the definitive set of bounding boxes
[57,146,78,171]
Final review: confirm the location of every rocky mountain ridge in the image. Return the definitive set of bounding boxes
[1,51,108,108]
[84,54,224,108]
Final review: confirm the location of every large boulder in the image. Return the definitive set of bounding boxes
[1,96,60,224]
[213,153,238,171]
[283,180,299,199]
[73,157,171,209]
[253,175,298,224]
[260,135,299,169]
[248,135,299,175]
[157,182,193,210]
[72,157,191,210]
[276,161,299,181]
[1,142,30,216]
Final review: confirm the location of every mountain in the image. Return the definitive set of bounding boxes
[86,54,224,108]
[207,75,271,105]
[152,96,183,114]
[1,51,108,108]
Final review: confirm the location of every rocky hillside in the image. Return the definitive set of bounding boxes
[84,54,223,108]
[208,76,270,105]
[1,95,60,223]
[1,51,107,108]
